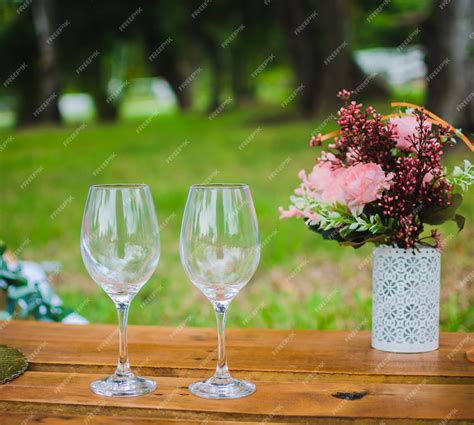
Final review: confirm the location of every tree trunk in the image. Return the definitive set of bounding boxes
[89,66,118,122]
[202,37,223,112]
[230,52,255,106]
[17,82,41,126]
[316,0,350,112]
[164,63,193,111]
[280,0,388,116]
[31,0,62,124]
[280,1,321,116]
[146,37,193,111]
[425,0,473,128]
[94,89,119,122]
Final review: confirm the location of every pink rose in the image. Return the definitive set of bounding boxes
[306,162,346,205]
[389,116,431,151]
[340,163,391,215]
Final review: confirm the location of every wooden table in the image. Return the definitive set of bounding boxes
[0,321,472,424]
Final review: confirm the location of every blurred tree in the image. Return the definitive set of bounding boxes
[352,0,431,49]
[54,0,124,121]
[424,0,474,129]
[31,0,61,123]
[0,6,40,125]
[280,0,388,116]
[140,0,195,111]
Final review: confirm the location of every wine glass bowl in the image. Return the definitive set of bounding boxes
[180,183,260,399]
[81,184,160,397]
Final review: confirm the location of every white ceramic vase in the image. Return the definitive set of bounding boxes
[371,246,440,353]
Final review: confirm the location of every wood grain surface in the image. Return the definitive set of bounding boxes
[0,320,473,424]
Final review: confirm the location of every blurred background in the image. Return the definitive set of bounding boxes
[0,0,472,330]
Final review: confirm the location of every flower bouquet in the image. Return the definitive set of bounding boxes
[279,90,473,352]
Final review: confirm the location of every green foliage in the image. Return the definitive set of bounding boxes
[290,195,395,248]
[447,160,474,192]
[420,161,474,231]
[0,109,472,331]
[421,193,464,229]
[0,246,79,322]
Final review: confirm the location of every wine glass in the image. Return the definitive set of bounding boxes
[81,184,160,397]
[180,184,260,399]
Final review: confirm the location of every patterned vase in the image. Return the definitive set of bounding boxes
[371,246,440,353]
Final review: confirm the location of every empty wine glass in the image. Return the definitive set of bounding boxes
[180,184,260,399]
[81,184,160,397]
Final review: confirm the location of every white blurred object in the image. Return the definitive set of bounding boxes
[59,93,95,122]
[151,78,177,108]
[16,260,88,324]
[355,46,427,86]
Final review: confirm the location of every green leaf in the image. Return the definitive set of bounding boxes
[421,193,463,225]
[453,214,465,231]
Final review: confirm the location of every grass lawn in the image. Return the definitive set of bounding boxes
[1,106,473,331]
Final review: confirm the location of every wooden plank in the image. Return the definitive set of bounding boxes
[2,412,269,425]
[0,321,472,384]
[0,372,473,423]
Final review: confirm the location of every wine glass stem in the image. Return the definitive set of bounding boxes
[214,303,231,383]
[115,302,132,377]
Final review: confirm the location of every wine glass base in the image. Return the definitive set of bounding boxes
[90,374,156,397]
[189,378,256,399]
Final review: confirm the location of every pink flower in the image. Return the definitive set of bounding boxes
[340,163,391,215]
[278,206,304,219]
[302,209,321,224]
[389,116,431,151]
[306,162,346,205]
